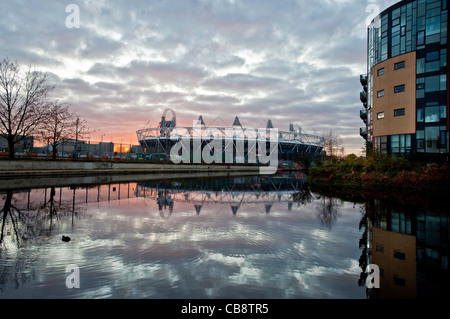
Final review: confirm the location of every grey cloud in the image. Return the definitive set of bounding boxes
[194,94,240,105]
[88,60,209,85]
[203,73,283,93]
[0,0,392,152]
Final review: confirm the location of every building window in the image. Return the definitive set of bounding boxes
[377,68,385,76]
[417,108,424,122]
[394,84,405,93]
[425,76,440,92]
[440,105,447,119]
[417,30,425,46]
[416,77,425,98]
[426,16,441,36]
[425,106,440,122]
[377,90,385,98]
[377,112,385,119]
[417,130,425,149]
[440,74,446,91]
[417,58,425,74]
[440,131,447,148]
[425,126,440,152]
[394,61,405,70]
[426,51,439,62]
[394,108,405,116]
[394,250,406,260]
[376,245,384,253]
[391,134,411,154]
[393,274,406,286]
[425,50,441,72]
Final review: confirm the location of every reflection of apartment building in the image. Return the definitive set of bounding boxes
[360,0,448,157]
[370,208,449,298]
[372,227,417,298]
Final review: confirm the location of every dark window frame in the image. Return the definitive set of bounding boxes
[394,61,405,70]
[377,68,385,76]
[393,274,406,286]
[394,250,406,260]
[394,108,405,116]
[394,84,405,93]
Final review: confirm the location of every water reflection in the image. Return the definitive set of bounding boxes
[311,185,449,299]
[135,174,308,217]
[0,173,448,299]
[362,197,448,299]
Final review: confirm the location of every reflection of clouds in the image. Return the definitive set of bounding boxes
[1,186,365,298]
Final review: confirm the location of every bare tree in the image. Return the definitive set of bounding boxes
[37,101,87,160]
[0,58,54,159]
[323,129,344,161]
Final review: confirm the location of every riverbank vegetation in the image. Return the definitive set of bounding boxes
[305,150,449,191]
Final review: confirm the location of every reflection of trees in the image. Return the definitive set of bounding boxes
[292,185,343,230]
[0,190,38,293]
[0,187,86,292]
[1,187,83,248]
[0,190,21,247]
[291,185,313,206]
[315,195,342,230]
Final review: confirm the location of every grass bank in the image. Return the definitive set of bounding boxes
[306,152,450,191]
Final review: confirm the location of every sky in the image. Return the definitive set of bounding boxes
[1,0,399,154]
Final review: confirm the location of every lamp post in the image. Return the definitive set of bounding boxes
[74,117,79,160]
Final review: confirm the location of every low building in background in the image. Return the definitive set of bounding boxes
[0,135,34,153]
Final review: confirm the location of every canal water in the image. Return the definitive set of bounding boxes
[0,172,448,299]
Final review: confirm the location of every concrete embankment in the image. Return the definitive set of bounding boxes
[0,170,259,191]
[0,160,260,178]
[0,160,262,190]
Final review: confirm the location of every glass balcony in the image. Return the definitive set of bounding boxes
[360,109,367,122]
[360,74,368,86]
[360,127,368,139]
[360,91,367,103]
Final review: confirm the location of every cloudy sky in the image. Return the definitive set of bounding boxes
[1,0,398,154]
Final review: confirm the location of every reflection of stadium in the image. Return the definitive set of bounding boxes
[136,108,325,162]
[135,174,308,217]
[4,174,308,220]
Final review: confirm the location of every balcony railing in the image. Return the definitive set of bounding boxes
[360,74,368,86]
[360,109,367,122]
[360,127,368,139]
[360,91,367,103]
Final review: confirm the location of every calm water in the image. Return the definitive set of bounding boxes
[0,173,448,299]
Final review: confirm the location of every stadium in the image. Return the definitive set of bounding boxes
[136,108,325,165]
